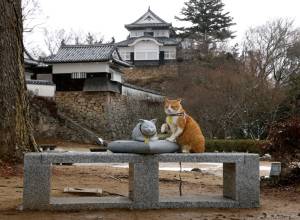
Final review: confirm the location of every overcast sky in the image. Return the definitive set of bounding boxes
[25,0,300,53]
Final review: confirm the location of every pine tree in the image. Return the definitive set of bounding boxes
[176,0,235,53]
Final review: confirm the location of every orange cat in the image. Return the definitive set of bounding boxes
[161,98,205,153]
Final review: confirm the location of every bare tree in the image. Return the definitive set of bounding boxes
[21,0,43,33]
[43,28,75,56]
[166,57,285,139]
[43,28,105,55]
[0,0,38,162]
[242,18,300,87]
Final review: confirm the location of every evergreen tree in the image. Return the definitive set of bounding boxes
[176,0,235,53]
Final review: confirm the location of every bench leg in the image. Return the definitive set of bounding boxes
[223,157,260,208]
[129,156,159,209]
[23,155,51,210]
[236,155,260,208]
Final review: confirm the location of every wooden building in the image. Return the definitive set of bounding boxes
[24,50,52,81]
[45,44,131,93]
[24,50,55,97]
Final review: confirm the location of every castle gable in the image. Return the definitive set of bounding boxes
[135,8,167,25]
[125,7,171,30]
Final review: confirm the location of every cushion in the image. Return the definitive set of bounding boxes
[107,140,180,154]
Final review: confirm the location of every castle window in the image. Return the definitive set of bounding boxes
[164,51,176,59]
[135,51,158,60]
[71,72,87,79]
[120,52,131,60]
[144,32,154,37]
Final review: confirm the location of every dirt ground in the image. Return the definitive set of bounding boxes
[0,142,300,220]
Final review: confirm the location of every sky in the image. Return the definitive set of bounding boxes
[24,0,300,55]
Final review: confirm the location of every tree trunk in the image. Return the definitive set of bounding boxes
[0,0,37,162]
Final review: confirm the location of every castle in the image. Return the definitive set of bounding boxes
[117,7,178,66]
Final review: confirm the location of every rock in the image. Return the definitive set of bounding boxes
[262,154,272,160]
[191,168,202,172]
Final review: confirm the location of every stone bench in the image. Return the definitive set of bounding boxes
[23,152,259,210]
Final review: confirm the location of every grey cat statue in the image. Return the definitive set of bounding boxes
[108,118,179,153]
[131,119,159,143]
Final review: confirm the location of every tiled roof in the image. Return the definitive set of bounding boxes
[24,49,49,67]
[26,80,54,85]
[45,44,115,63]
[125,23,171,29]
[125,8,171,30]
[44,44,131,67]
[24,57,39,66]
[122,83,163,96]
[24,49,39,66]
[117,37,179,47]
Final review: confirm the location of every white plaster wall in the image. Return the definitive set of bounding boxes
[130,29,170,38]
[37,74,52,81]
[118,47,133,60]
[109,67,122,83]
[118,47,133,53]
[134,41,159,60]
[154,30,169,37]
[27,84,56,97]
[53,62,109,74]
[130,30,144,37]
[161,46,176,53]
[25,71,33,80]
[122,85,164,101]
[161,46,177,60]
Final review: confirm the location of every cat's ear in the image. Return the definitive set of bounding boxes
[177,98,182,103]
[151,119,157,124]
[138,119,145,123]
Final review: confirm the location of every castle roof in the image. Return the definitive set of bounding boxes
[117,36,179,47]
[125,7,171,30]
[24,49,39,66]
[45,44,131,67]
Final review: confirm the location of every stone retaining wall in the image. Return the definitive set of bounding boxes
[54,91,164,141]
[30,96,96,143]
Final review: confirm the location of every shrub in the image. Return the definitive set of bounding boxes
[159,135,266,153]
[205,139,267,154]
[262,117,300,168]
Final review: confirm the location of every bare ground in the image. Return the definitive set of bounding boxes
[0,141,299,220]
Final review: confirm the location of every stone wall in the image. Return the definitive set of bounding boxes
[30,96,97,143]
[55,92,108,139]
[55,91,165,141]
[105,92,164,139]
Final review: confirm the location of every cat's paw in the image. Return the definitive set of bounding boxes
[181,149,189,153]
[161,123,169,133]
[166,137,176,142]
